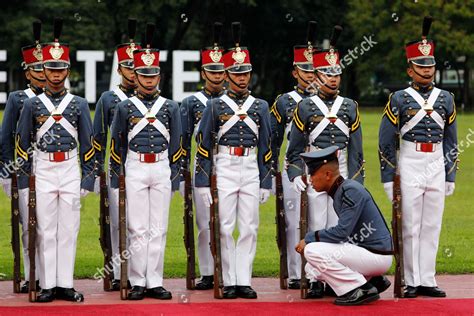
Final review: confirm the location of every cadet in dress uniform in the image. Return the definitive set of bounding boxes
[109,23,182,301]
[378,16,457,298]
[296,146,393,306]
[270,21,317,290]
[179,22,226,290]
[92,18,141,291]
[286,25,364,298]
[1,21,45,293]
[16,18,95,302]
[194,22,272,299]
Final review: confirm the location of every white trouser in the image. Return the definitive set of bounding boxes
[216,152,260,286]
[305,242,392,296]
[399,140,445,287]
[108,185,120,280]
[192,157,213,277]
[18,188,39,282]
[125,156,171,288]
[35,156,81,289]
[281,168,301,280]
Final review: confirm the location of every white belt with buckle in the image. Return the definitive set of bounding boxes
[218,145,256,156]
[127,150,168,163]
[35,149,78,162]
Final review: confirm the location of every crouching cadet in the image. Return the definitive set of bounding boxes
[109,23,182,300]
[295,146,393,306]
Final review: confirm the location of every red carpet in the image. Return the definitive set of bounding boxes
[0,299,473,315]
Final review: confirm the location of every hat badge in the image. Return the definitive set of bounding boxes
[325,49,337,66]
[232,46,246,64]
[304,49,313,62]
[33,44,43,61]
[209,48,222,63]
[418,39,431,56]
[141,49,155,66]
[126,43,137,59]
[50,42,64,60]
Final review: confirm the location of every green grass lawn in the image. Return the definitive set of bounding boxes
[0,109,472,280]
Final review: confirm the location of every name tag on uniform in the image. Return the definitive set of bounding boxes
[406,109,419,116]
[219,114,233,121]
[310,115,324,123]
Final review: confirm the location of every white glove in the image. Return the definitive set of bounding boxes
[2,178,12,198]
[445,182,455,196]
[259,189,271,204]
[93,178,100,195]
[196,187,212,208]
[271,177,276,195]
[292,175,306,193]
[179,181,185,197]
[80,189,91,198]
[383,182,394,201]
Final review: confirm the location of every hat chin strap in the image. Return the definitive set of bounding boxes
[136,75,157,94]
[44,71,68,88]
[295,68,312,86]
[203,71,225,86]
[411,65,434,80]
[29,71,46,83]
[316,72,339,92]
[227,72,249,90]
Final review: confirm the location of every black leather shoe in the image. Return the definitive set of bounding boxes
[288,279,300,289]
[324,283,337,297]
[20,281,41,293]
[223,286,237,299]
[334,284,379,306]
[55,287,84,302]
[236,286,257,299]
[36,288,55,303]
[369,275,391,294]
[404,286,418,298]
[127,286,146,300]
[307,281,324,299]
[195,275,214,290]
[110,279,120,291]
[146,287,172,300]
[417,286,446,297]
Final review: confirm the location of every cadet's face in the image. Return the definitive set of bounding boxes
[137,74,160,92]
[292,68,315,89]
[202,70,225,91]
[226,72,251,92]
[118,66,136,87]
[26,69,46,88]
[44,68,69,86]
[315,72,341,94]
[407,64,435,86]
[309,164,335,192]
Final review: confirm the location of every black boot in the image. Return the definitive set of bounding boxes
[334,283,379,306]
[146,287,172,300]
[223,286,237,299]
[369,275,391,294]
[127,286,146,300]
[288,279,301,289]
[417,286,446,297]
[55,287,84,302]
[404,286,418,298]
[110,279,120,291]
[195,275,214,290]
[236,286,257,299]
[307,281,324,299]
[36,288,55,303]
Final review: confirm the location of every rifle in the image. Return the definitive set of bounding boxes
[118,149,128,300]
[209,101,223,299]
[11,173,21,293]
[183,167,196,290]
[392,133,405,298]
[299,175,309,299]
[99,171,113,291]
[28,174,37,302]
[275,170,288,289]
